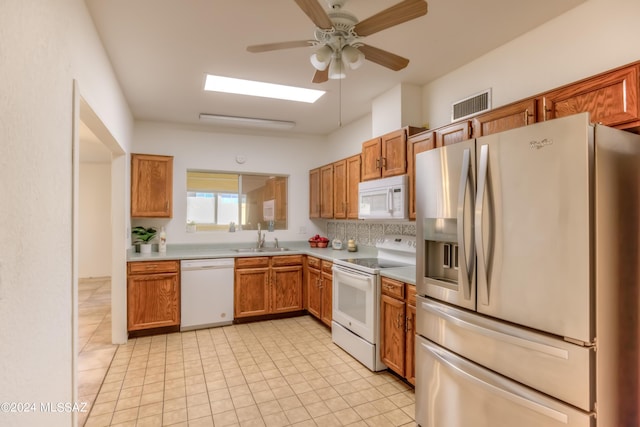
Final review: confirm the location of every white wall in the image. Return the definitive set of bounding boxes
[422,0,640,130]
[79,163,112,278]
[132,122,327,244]
[0,0,132,425]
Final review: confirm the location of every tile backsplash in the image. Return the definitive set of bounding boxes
[326,220,416,247]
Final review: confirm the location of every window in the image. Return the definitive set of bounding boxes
[186,170,287,231]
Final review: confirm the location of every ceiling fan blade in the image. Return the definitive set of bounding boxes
[358,44,410,71]
[312,68,329,84]
[354,0,428,37]
[247,40,315,53]
[294,0,333,30]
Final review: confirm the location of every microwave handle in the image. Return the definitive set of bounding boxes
[388,188,393,212]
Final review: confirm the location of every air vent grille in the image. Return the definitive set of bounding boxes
[452,89,492,121]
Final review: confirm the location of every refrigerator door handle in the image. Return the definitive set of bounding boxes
[420,299,570,359]
[421,339,570,424]
[475,144,489,306]
[457,148,474,300]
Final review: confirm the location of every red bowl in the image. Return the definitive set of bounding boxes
[309,241,318,247]
[317,241,328,248]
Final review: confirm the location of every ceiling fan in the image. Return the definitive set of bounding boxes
[246,0,428,83]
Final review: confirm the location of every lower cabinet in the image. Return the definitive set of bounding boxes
[127,260,180,332]
[380,276,416,385]
[306,256,332,327]
[234,255,303,318]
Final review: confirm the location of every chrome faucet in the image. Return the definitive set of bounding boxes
[274,238,279,248]
[257,223,265,248]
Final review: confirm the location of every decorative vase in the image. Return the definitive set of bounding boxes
[140,243,152,254]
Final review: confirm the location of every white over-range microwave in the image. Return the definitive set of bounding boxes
[358,174,408,220]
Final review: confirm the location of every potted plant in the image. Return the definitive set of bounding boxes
[132,226,157,253]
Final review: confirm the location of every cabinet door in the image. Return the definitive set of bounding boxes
[541,64,640,128]
[309,168,320,218]
[407,131,436,220]
[127,272,180,331]
[380,294,406,375]
[435,121,471,147]
[234,268,270,318]
[131,153,173,218]
[333,159,347,219]
[321,269,333,327]
[320,164,334,218]
[307,267,322,319]
[381,129,407,177]
[346,154,361,219]
[405,303,416,385]
[361,137,382,181]
[472,98,536,137]
[272,265,303,313]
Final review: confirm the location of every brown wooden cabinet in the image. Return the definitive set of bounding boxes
[333,159,347,219]
[127,260,180,332]
[320,164,334,218]
[407,130,436,220]
[539,64,640,129]
[309,167,320,218]
[361,127,424,181]
[333,154,361,219]
[435,121,472,147]
[235,255,303,318]
[345,155,361,219]
[380,277,416,384]
[131,153,173,218]
[472,98,537,137]
[306,256,332,327]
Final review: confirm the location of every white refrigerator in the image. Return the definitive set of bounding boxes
[415,112,640,427]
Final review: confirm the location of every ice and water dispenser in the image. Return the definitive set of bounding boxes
[421,218,460,285]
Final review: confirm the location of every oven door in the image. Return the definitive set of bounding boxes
[332,264,376,343]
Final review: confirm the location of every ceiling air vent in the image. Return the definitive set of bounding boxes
[451,89,492,121]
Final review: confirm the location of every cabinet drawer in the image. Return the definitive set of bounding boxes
[307,256,321,270]
[236,257,270,269]
[381,277,405,299]
[128,260,179,274]
[321,260,333,273]
[406,284,416,306]
[271,254,303,267]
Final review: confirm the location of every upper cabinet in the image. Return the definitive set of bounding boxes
[309,168,320,219]
[472,98,537,137]
[333,154,361,220]
[539,63,640,129]
[131,153,173,218]
[362,127,424,181]
[435,121,472,146]
[320,164,334,218]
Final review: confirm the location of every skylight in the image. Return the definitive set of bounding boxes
[204,74,325,103]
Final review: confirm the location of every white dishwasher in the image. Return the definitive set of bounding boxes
[180,258,234,331]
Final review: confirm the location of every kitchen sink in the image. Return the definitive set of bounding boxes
[234,247,290,253]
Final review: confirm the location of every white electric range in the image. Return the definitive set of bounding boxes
[331,235,416,371]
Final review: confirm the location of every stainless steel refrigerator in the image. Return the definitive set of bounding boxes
[414,112,640,427]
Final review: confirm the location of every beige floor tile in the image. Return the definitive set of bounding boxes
[212,409,239,426]
[163,408,188,425]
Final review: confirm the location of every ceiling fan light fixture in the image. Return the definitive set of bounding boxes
[341,45,365,70]
[310,45,333,71]
[328,56,346,80]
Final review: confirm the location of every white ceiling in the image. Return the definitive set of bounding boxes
[85,0,585,136]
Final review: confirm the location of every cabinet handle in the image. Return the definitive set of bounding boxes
[382,157,387,169]
[376,158,381,169]
[396,313,404,329]
[524,109,530,126]
[405,316,412,333]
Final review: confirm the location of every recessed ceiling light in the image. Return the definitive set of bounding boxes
[204,74,325,103]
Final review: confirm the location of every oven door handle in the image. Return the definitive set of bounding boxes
[333,267,374,290]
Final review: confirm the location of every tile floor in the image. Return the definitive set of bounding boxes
[78,278,119,426]
[79,281,416,427]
